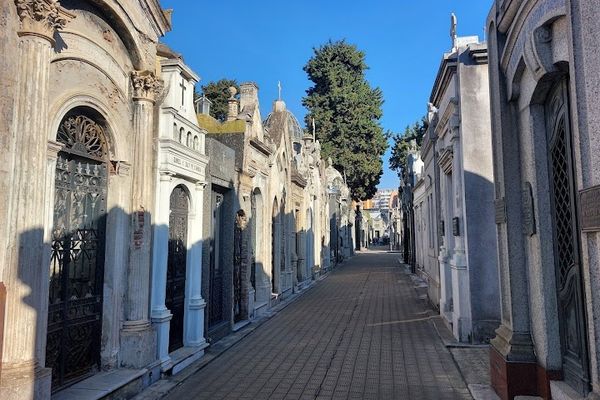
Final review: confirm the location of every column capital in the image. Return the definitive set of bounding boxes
[15,0,74,43]
[47,139,64,160]
[159,171,175,182]
[131,70,164,103]
[195,181,207,191]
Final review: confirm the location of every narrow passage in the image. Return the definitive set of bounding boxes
[165,250,471,400]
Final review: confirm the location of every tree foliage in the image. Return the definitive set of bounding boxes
[303,40,388,201]
[199,79,239,122]
[389,118,427,177]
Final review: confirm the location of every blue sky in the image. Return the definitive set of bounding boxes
[159,0,493,190]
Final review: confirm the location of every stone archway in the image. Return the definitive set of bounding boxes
[46,109,109,390]
[271,198,280,293]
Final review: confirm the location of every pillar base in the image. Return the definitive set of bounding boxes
[120,324,157,369]
[489,324,560,399]
[0,362,51,400]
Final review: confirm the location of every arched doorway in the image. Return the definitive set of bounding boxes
[306,207,314,279]
[166,185,189,353]
[546,79,590,393]
[208,192,224,329]
[47,111,109,390]
[233,210,246,322]
[271,198,280,293]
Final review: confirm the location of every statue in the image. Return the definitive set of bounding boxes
[450,13,458,49]
[427,102,438,124]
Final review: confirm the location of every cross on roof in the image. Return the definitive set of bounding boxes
[179,77,186,106]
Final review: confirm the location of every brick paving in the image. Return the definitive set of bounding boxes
[164,250,471,400]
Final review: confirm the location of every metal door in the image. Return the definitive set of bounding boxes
[166,186,188,353]
[547,79,590,393]
[208,192,224,327]
[233,211,244,322]
[47,115,108,390]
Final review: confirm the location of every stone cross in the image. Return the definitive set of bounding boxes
[450,13,458,49]
[180,77,186,106]
[278,80,282,101]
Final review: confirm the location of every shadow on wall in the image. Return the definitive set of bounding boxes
[462,170,501,341]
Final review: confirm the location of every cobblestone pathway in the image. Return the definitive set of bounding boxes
[165,250,471,400]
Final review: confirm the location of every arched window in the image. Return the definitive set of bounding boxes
[173,123,178,140]
[193,135,199,150]
[179,127,185,143]
[187,132,192,147]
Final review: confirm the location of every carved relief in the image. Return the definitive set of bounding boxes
[131,70,164,102]
[15,0,70,39]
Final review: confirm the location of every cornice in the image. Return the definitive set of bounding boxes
[430,54,458,106]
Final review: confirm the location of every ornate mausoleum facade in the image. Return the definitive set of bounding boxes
[487,0,600,399]
[0,2,356,399]
[0,0,171,398]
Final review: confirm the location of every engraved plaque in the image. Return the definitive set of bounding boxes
[452,217,460,236]
[495,198,506,224]
[580,185,600,232]
[522,182,536,236]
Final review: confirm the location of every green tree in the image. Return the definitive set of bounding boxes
[303,40,388,201]
[389,118,427,177]
[199,79,239,122]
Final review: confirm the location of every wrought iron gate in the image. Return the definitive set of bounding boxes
[166,186,188,353]
[547,79,590,393]
[233,210,244,322]
[208,192,224,327]
[47,115,108,390]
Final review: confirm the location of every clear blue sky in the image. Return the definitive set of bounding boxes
[160,0,493,190]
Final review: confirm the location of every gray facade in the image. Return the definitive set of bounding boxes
[487,0,600,399]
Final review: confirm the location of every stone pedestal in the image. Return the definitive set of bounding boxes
[1,4,69,398]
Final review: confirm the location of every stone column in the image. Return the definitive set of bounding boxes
[1,2,69,399]
[184,182,207,348]
[121,70,162,368]
[449,120,471,342]
[438,174,452,323]
[150,172,174,370]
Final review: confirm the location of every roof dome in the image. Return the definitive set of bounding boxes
[264,101,304,143]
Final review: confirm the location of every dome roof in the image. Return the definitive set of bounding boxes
[264,103,304,143]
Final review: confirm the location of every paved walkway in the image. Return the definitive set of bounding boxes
[164,250,471,400]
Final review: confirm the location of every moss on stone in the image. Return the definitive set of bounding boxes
[197,113,246,134]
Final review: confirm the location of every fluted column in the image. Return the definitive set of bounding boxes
[1,1,70,399]
[120,70,162,368]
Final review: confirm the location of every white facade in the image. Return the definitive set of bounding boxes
[151,57,209,373]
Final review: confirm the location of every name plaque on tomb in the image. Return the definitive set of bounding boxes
[580,185,600,232]
[452,217,460,236]
[495,198,506,224]
[522,182,536,236]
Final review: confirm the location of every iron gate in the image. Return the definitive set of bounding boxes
[547,79,590,393]
[47,115,108,390]
[208,192,224,327]
[166,186,188,353]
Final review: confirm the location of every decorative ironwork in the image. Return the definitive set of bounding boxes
[208,193,224,328]
[166,186,188,353]
[47,150,107,390]
[233,210,245,323]
[57,115,108,160]
[547,79,590,394]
